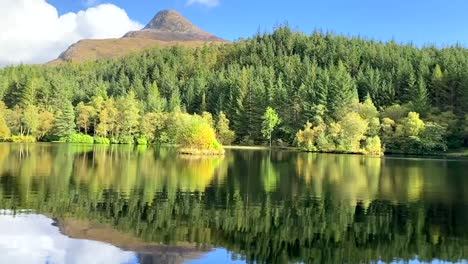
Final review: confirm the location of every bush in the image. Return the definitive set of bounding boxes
[136,137,148,145]
[295,122,326,152]
[40,135,59,142]
[94,137,110,145]
[176,113,224,155]
[216,112,236,145]
[157,132,171,144]
[61,133,94,144]
[383,112,448,154]
[364,136,383,156]
[337,112,368,153]
[118,135,134,144]
[7,135,37,143]
[419,122,447,152]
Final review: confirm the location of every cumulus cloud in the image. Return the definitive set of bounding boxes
[187,0,220,7]
[0,0,143,65]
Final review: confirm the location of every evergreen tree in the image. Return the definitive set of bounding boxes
[146,81,167,113]
[168,87,182,113]
[0,26,466,149]
[53,100,76,138]
[411,76,429,115]
[430,64,445,107]
[327,61,357,120]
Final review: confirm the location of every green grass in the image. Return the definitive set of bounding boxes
[178,147,225,156]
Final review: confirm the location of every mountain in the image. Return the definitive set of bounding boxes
[124,9,224,42]
[50,10,226,64]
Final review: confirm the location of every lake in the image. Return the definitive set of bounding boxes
[0,143,466,264]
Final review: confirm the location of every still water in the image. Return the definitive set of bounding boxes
[0,143,466,264]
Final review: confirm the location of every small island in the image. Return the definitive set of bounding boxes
[175,113,225,155]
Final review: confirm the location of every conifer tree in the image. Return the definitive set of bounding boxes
[430,64,445,106]
[53,100,76,138]
[168,87,182,113]
[411,76,429,115]
[147,81,167,113]
[327,61,357,120]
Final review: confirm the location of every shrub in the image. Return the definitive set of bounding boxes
[94,137,110,145]
[61,133,94,144]
[136,137,148,145]
[296,122,316,151]
[176,113,224,155]
[338,112,368,153]
[364,136,383,156]
[156,132,170,144]
[7,135,37,143]
[419,122,447,152]
[216,112,235,145]
[118,135,134,144]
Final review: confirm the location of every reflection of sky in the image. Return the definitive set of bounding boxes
[186,248,245,264]
[0,211,139,264]
[3,211,461,264]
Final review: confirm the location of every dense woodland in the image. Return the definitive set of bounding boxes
[1,27,468,154]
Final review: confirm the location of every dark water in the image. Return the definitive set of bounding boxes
[0,143,467,264]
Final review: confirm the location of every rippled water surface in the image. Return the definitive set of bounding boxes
[0,143,467,263]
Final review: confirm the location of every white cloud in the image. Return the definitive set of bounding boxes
[187,0,220,7]
[0,0,143,65]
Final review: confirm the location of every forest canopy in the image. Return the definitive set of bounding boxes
[0,26,467,154]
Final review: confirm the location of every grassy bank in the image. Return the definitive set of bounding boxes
[444,149,468,157]
[178,148,225,155]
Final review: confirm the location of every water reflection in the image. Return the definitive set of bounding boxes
[0,143,467,263]
[0,211,137,264]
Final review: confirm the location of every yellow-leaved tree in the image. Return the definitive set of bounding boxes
[176,113,224,155]
[0,102,11,140]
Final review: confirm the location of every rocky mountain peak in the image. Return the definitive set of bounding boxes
[143,9,204,34]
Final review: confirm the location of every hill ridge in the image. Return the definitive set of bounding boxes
[51,9,226,64]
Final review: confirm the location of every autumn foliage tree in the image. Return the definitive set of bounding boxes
[176,113,224,155]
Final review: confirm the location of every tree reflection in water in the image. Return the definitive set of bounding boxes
[0,144,466,263]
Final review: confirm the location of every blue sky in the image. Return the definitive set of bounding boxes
[47,0,468,46]
[2,0,467,65]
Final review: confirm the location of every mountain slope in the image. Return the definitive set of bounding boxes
[51,10,226,64]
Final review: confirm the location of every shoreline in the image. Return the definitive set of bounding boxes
[1,142,467,159]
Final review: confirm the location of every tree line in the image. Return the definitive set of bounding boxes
[0,26,468,153]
